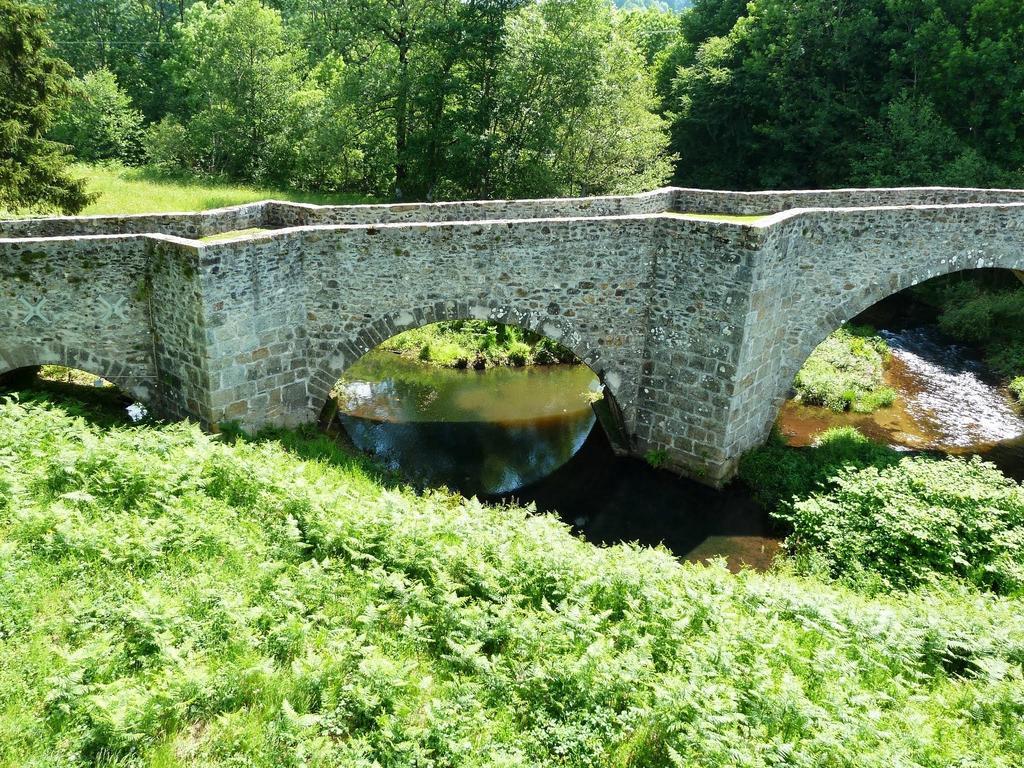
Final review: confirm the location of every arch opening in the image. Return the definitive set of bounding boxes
[770,267,1024,479]
[315,318,629,497]
[0,364,144,426]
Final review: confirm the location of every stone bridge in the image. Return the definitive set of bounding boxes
[4,186,1024,485]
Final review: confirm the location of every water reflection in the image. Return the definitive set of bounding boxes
[334,350,601,494]
[332,348,782,570]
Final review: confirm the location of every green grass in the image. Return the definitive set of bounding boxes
[0,397,1022,766]
[381,320,577,368]
[1011,376,1024,402]
[1,163,374,218]
[794,324,897,413]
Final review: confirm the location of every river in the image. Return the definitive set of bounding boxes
[332,319,1024,571]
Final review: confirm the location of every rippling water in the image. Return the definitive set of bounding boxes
[880,328,1024,449]
[778,324,1024,478]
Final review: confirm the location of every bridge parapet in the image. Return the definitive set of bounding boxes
[0,202,266,240]
[672,186,1024,216]
[264,188,679,227]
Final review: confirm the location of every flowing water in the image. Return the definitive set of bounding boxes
[778,324,1024,480]
[333,318,1024,572]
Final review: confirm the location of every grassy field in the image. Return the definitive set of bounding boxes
[0,392,1021,766]
[2,164,374,218]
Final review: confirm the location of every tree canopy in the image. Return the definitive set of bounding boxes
[13,0,1024,203]
[662,0,1024,189]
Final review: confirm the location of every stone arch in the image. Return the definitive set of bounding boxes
[305,300,633,445]
[762,258,1024,439]
[0,342,154,404]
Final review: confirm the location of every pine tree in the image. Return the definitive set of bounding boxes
[0,0,91,214]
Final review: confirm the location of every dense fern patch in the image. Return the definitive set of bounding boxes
[0,399,1022,766]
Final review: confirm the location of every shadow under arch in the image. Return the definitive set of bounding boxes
[306,301,634,453]
[763,265,1024,437]
[0,343,154,405]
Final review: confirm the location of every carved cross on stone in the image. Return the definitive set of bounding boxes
[98,296,129,322]
[19,297,48,325]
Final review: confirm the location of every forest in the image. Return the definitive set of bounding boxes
[5,0,1024,215]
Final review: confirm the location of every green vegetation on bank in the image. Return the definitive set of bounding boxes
[74,164,369,216]
[742,428,1024,595]
[793,325,897,413]
[913,272,1024,402]
[381,321,577,369]
[1012,377,1024,401]
[1,396,1023,766]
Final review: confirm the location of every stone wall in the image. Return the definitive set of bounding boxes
[197,234,312,427]
[720,201,1024,462]
[197,216,659,434]
[631,218,767,481]
[0,188,679,239]
[265,189,678,228]
[0,235,157,401]
[673,187,1024,216]
[0,204,265,240]
[147,237,210,422]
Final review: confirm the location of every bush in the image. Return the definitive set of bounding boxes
[793,325,896,413]
[143,117,191,171]
[739,426,900,511]
[1011,376,1024,402]
[779,455,1024,595]
[52,68,144,164]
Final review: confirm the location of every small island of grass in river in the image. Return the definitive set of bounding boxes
[793,324,897,414]
[380,320,578,369]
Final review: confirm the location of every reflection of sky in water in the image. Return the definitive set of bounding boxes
[334,350,601,495]
[881,328,1024,448]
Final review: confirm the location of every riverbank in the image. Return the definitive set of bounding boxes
[793,325,896,413]
[0,393,1022,766]
[380,320,577,368]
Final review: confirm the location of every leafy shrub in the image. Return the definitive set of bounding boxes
[1011,376,1024,402]
[778,455,1024,595]
[794,325,897,413]
[143,117,192,171]
[52,68,144,164]
[739,426,900,511]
